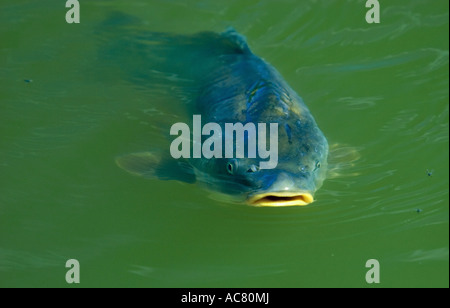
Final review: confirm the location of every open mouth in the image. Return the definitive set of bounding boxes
[247,192,314,207]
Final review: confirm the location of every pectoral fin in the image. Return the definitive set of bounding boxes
[116,152,196,183]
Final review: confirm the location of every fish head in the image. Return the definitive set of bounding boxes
[251,116,329,206]
[245,151,328,207]
[197,120,328,206]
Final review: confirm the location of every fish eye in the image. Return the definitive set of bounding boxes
[227,160,238,175]
[247,164,260,173]
[314,161,321,171]
[227,163,233,174]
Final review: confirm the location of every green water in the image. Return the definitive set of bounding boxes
[1,0,448,288]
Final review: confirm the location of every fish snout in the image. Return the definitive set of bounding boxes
[247,172,315,206]
[247,191,314,207]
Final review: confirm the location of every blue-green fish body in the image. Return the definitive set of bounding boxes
[116,28,328,206]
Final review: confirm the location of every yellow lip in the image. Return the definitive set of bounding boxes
[247,191,314,207]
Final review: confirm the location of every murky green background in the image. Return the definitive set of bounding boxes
[1,0,448,288]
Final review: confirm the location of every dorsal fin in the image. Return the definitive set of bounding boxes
[221,27,251,54]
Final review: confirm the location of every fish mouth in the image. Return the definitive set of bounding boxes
[247,192,314,207]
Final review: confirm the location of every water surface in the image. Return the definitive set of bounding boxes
[0,0,448,287]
